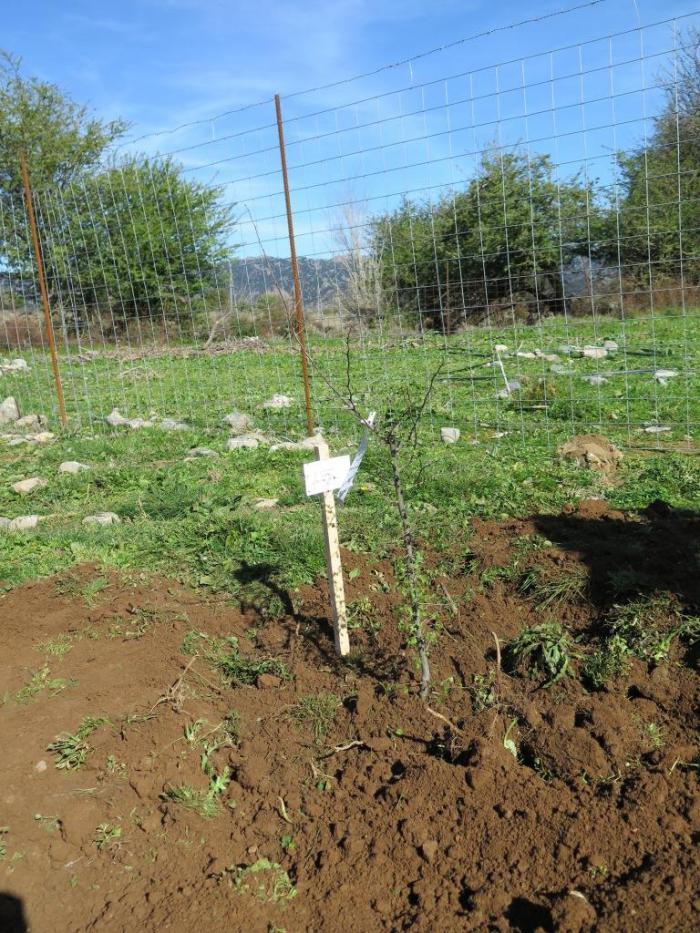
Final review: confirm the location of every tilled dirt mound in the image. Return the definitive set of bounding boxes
[0,502,698,932]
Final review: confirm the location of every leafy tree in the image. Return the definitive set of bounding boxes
[37,156,234,323]
[611,28,700,285]
[0,50,127,198]
[372,150,602,332]
[0,52,234,326]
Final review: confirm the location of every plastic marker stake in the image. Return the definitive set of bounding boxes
[305,439,350,656]
[303,454,351,497]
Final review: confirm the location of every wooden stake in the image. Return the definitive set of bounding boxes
[19,151,68,427]
[315,438,350,656]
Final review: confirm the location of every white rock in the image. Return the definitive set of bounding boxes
[126,418,153,430]
[12,477,48,495]
[7,437,28,447]
[550,364,570,375]
[227,434,263,450]
[516,351,537,359]
[0,516,11,528]
[602,339,619,351]
[188,447,218,458]
[159,418,188,431]
[15,414,44,431]
[654,369,678,385]
[542,354,560,363]
[82,511,121,526]
[0,358,29,373]
[269,435,323,452]
[262,394,292,409]
[224,411,252,434]
[253,498,279,510]
[494,344,508,353]
[59,461,89,475]
[440,427,460,444]
[9,515,41,531]
[582,375,608,386]
[0,396,20,424]
[643,425,672,434]
[26,432,55,445]
[34,759,48,773]
[582,346,608,359]
[106,408,128,427]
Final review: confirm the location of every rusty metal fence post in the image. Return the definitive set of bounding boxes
[274,93,315,437]
[19,151,68,426]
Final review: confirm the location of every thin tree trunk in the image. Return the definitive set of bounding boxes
[388,437,431,700]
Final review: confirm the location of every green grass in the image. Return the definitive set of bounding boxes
[291,692,342,743]
[47,716,109,770]
[1,313,700,607]
[505,621,577,686]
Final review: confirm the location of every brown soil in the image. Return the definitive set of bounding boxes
[1,502,698,933]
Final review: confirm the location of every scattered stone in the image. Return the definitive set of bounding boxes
[602,339,619,351]
[187,447,218,458]
[34,759,48,773]
[0,358,29,373]
[27,432,55,445]
[82,511,121,526]
[256,673,282,689]
[542,353,560,363]
[494,344,508,353]
[159,418,188,431]
[262,393,292,409]
[550,364,570,375]
[224,411,252,434]
[253,498,279,510]
[0,396,20,424]
[269,435,323,452]
[12,477,48,495]
[9,515,41,531]
[582,346,608,359]
[496,380,521,399]
[654,369,679,386]
[440,427,460,444]
[126,418,153,430]
[106,408,128,427]
[644,424,672,434]
[516,351,537,359]
[0,516,11,528]
[7,437,28,447]
[227,433,265,451]
[420,840,439,864]
[58,461,89,475]
[582,375,608,386]
[558,434,623,474]
[14,414,44,431]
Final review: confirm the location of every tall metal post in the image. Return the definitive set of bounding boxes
[274,93,315,437]
[19,152,68,426]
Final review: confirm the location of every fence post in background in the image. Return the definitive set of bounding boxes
[19,151,68,427]
[274,93,315,437]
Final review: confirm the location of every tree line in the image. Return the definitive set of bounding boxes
[1,30,699,336]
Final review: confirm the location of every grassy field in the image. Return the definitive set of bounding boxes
[1,313,699,598]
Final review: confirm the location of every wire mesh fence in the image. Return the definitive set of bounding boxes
[1,5,699,453]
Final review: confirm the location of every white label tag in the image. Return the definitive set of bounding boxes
[303,455,351,496]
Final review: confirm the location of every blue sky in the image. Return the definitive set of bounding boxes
[5,0,700,257]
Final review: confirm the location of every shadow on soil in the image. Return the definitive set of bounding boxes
[534,501,700,614]
[0,894,28,933]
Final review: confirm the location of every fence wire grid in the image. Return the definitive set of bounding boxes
[1,4,700,456]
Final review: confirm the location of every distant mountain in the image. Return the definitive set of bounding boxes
[229,256,349,307]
